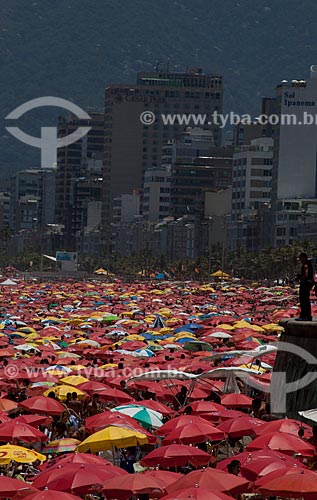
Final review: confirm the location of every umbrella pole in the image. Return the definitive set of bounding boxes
[186,379,196,405]
[164,379,181,406]
[196,378,220,393]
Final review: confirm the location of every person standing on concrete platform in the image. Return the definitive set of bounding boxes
[296,252,314,321]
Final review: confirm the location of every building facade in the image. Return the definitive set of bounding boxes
[102,68,224,236]
[169,148,233,218]
[270,66,317,245]
[142,168,171,221]
[229,137,273,251]
[272,66,317,201]
[55,111,104,249]
[10,169,56,232]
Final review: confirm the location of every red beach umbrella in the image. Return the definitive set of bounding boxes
[20,396,65,415]
[22,492,81,500]
[33,463,127,496]
[160,488,235,500]
[0,476,37,498]
[217,416,263,438]
[254,418,312,438]
[162,420,225,445]
[221,394,253,408]
[241,458,306,481]
[257,468,317,499]
[140,443,213,468]
[101,474,166,499]
[0,421,47,443]
[246,431,315,456]
[166,468,250,496]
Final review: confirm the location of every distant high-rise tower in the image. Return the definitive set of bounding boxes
[10,169,56,231]
[229,137,273,251]
[102,68,224,244]
[55,112,104,249]
[270,66,317,246]
[272,66,317,201]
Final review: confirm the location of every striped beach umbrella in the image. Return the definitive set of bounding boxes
[111,404,163,429]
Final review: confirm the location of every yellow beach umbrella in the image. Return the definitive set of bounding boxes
[262,323,284,332]
[26,333,39,341]
[159,327,174,334]
[99,363,118,370]
[69,337,86,343]
[121,311,134,318]
[17,327,37,334]
[165,318,179,326]
[217,324,235,331]
[211,269,230,278]
[77,426,148,453]
[160,337,176,343]
[44,385,86,401]
[239,364,266,373]
[233,320,251,328]
[60,375,89,386]
[233,320,265,332]
[125,335,145,341]
[245,324,265,332]
[95,268,107,274]
[174,332,196,338]
[158,308,172,318]
[0,444,46,464]
[199,285,216,292]
[44,317,64,323]
[68,365,86,372]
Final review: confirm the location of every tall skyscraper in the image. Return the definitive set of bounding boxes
[10,168,56,231]
[169,148,233,218]
[102,68,224,240]
[142,167,171,222]
[55,111,104,249]
[142,127,217,222]
[233,97,276,147]
[270,65,317,245]
[272,66,317,201]
[229,137,273,251]
[0,178,11,233]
